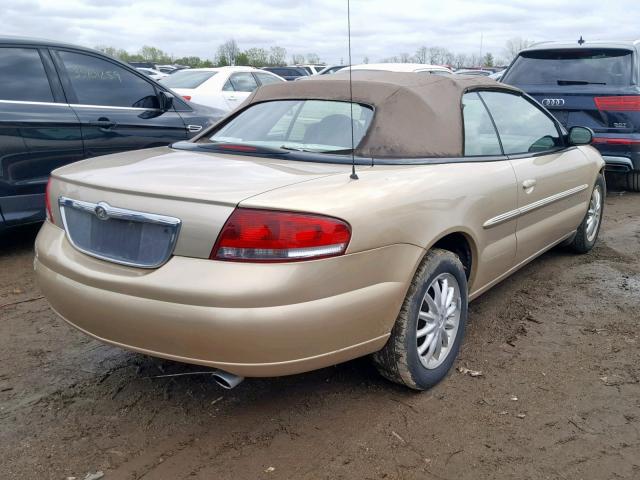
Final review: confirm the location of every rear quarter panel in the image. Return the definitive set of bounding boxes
[243,160,520,296]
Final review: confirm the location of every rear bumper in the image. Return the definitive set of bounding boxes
[593,143,640,172]
[602,155,635,172]
[35,221,422,377]
[0,193,45,226]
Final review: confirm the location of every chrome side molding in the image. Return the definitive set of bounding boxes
[483,184,589,229]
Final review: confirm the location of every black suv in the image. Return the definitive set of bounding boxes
[0,37,224,232]
[502,40,640,191]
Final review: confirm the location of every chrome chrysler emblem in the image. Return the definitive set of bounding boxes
[541,98,565,107]
[94,204,109,220]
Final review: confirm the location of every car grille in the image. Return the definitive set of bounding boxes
[58,197,181,268]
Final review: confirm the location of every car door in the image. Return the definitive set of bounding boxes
[479,90,594,264]
[0,45,83,227]
[221,72,259,111]
[460,92,518,287]
[52,49,189,158]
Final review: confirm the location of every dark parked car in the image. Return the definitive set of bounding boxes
[502,40,640,191]
[261,66,309,81]
[0,37,224,232]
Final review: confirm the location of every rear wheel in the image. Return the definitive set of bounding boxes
[569,174,605,253]
[626,172,640,192]
[373,249,468,390]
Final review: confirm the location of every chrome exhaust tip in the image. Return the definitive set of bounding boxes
[211,369,244,389]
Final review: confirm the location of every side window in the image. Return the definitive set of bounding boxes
[0,48,54,102]
[222,79,234,91]
[228,73,258,92]
[57,51,159,108]
[255,72,283,86]
[269,100,372,144]
[462,92,502,156]
[480,91,562,154]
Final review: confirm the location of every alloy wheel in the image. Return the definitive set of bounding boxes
[416,273,461,369]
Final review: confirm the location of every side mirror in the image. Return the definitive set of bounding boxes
[158,91,174,111]
[568,126,593,146]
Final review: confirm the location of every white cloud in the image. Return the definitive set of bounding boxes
[1,0,637,64]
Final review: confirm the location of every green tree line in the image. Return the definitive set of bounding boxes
[96,37,533,69]
[95,40,321,68]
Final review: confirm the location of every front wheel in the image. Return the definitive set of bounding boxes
[373,248,468,390]
[569,174,605,254]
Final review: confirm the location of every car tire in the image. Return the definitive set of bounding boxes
[626,172,640,192]
[372,248,468,390]
[569,174,606,254]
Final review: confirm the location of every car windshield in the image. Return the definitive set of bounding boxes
[207,100,374,153]
[162,71,217,88]
[504,48,633,86]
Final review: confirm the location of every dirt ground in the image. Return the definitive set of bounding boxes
[1,190,639,480]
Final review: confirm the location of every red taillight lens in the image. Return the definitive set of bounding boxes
[592,137,640,145]
[45,177,54,224]
[594,96,640,111]
[182,95,192,101]
[211,208,351,262]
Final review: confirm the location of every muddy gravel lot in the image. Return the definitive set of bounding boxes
[1,190,639,480]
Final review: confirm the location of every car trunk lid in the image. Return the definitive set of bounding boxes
[49,146,351,262]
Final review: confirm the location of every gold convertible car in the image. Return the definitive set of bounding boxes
[35,72,605,390]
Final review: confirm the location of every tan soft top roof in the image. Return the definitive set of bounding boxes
[240,71,521,158]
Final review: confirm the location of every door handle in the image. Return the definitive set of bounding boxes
[522,179,537,190]
[187,124,202,133]
[89,117,116,130]
[227,95,238,100]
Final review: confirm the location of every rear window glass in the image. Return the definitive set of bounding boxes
[0,47,53,102]
[162,71,217,88]
[207,100,373,153]
[504,49,633,86]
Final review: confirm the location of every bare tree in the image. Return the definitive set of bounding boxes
[428,47,448,65]
[415,46,428,64]
[468,53,482,68]
[362,56,369,64]
[217,39,240,66]
[268,46,287,66]
[291,54,305,65]
[306,53,320,64]
[443,51,456,67]
[399,52,413,63]
[453,53,468,69]
[503,37,535,63]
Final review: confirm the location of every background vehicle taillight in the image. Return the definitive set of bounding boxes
[211,208,351,262]
[592,137,640,145]
[594,96,640,111]
[182,95,192,101]
[45,177,54,224]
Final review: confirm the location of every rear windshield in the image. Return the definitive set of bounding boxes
[162,70,217,88]
[207,100,374,153]
[504,48,633,86]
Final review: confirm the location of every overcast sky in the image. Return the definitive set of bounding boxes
[2,0,638,64]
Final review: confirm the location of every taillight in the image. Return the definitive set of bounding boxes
[211,208,351,262]
[45,177,54,224]
[182,95,192,101]
[594,96,640,111]
[593,137,640,145]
